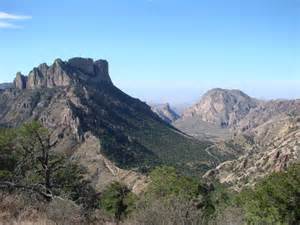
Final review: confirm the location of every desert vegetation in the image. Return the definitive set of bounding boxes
[0,122,299,225]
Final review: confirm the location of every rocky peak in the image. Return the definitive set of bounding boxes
[14,72,27,90]
[68,57,95,75]
[151,103,179,123]
[182,88,258,128]
[13,57,112,90]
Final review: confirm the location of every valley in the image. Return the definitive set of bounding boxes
[0,59,299,225]
[151,88,300,190]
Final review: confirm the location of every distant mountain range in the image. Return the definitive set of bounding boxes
[204,114,300,190]
[153,88,300,189]
[0,82,12,90]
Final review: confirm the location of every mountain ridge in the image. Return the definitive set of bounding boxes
[0,57,231,192]
[181,88,259,128]
[150,103,179,123]
[173,88,300,189]
[0,82,12,90]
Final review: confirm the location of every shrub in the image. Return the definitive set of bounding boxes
[100,182,137,220]
[146,166,201,200]
[236,163,300,225]
[128,197,204,225]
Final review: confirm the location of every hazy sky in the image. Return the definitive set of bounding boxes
[0,0,299,104]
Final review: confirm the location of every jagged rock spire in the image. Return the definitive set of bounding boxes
[14,57,112,90]
[14,72,27,90]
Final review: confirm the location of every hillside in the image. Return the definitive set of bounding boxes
[175,88,300,139]
[173,88,300,189]
[181,88,259,128]
[0,58,231,192]
[204,115,300,190]
[150,103,179,123]
[174,88,259,141]
[0,83,12,90]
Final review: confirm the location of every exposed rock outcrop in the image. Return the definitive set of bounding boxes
[14,72,27,90]
[1,57,224,193]
[181,88,259,128]
[151,103,179,123]
[174,88,300,189]
[176,88,300,141]
[73,133,148,194]
[13,57,112,90]
[204,115,300,191]
[234,99,300,134]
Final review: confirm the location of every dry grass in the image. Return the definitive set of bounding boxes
[0,192,89,225]
[0,192,114,225]
[126,198,205,225]
[0,193,51,225]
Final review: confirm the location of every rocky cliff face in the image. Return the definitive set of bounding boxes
[151,103,179,123]
[175,88,300,189]
[0,57,227,192]
[174,88,259,141]
[13,57,111,90]
[181,88,259,128]
[176,88,300,140]
[234,99,300,134]
[204,115,300,191]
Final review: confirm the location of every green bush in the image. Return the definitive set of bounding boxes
[237,164,300,225]
[0,122,98,210]
[0,128,18,181]
[100,182,137,220]
[147,166,200,199]
[145,166,217,220]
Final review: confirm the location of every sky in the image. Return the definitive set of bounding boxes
[0,0,299,104]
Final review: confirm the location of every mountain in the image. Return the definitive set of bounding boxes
[0,58,231,191]
[204,114,300,191]
[174,88,300,140]
[233,99,300,134]
[0,82,12,90]
[150,103,179,123]
[174,88,258,141]
[173,88,300,189]
[181,88,259,128]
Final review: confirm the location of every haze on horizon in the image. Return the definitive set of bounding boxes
[0,0,299,104]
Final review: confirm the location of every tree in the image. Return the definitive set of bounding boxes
[11,121,63,199]
[0,128,17,181]
[147,166,200,200]
[142,166,216,222]
[100,181,137,221]
[0,122,97,205]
